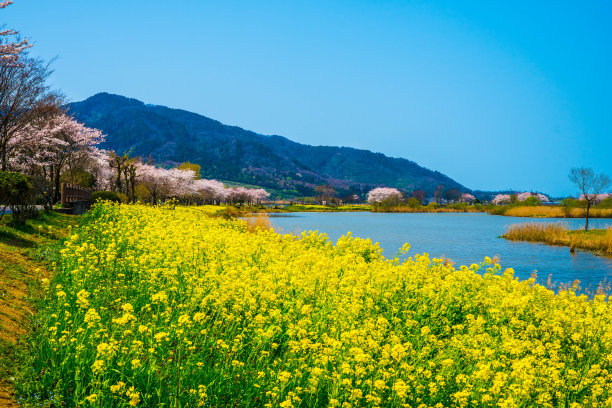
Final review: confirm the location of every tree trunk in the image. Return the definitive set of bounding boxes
[1,129,8,171]
[53,167,62,205]
[115,162,122,193]
[585,203,590,231]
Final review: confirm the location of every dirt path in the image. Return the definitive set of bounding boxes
[0,213,78,407]
[0,244,46,407]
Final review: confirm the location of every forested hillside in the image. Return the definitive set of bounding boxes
[68,93,466,198]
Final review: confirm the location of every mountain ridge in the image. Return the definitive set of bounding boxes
[67,92,467,198]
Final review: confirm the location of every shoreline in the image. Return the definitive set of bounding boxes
[232,204,612,219]
[501,223,612,257]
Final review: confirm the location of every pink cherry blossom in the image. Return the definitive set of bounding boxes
[491,194,510,204]
[367,187,403,204]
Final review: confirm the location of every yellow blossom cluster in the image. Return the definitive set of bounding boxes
[17,203,612,407]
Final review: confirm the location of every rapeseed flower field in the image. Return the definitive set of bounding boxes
[17,203,612,407]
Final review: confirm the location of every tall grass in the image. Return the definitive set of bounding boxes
[502,222,612,255]
[502,222,568,242]
[371,205,482,213]
[244,213,273,233]
[503,206,565,218]
[499,206,612,218]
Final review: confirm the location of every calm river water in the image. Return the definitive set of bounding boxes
[264,212,612,290]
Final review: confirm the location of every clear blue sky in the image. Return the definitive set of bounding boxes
[5,1,612,196]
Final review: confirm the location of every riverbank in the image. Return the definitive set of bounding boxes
[15,203,612,407]
[226,203,484,215]
[502,222,612,256]
[496,205,612,218]
[190,203,612,223]
[0,211,78,407]
[371,204,483,213]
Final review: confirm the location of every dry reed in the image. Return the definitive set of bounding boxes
[504,206,565,218]
[502,222,568,243]
[503,206,612,218]
[245,213,273,233]
[502,223,612,256]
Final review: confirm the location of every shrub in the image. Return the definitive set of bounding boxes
[116,192,129,203]
[561,198,580,207]
[522,196,541,206]
[561,198,582,217]
[404,197,421,208]
[447,202,469,211]
[487,204,509,215]
[91,191,121,203]
[0,171,37,223]
[596,197,612,209]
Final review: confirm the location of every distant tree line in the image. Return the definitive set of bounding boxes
[0,3,270,221]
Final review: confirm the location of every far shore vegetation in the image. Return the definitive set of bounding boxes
[502,222,612,256]
[216,195,612,220]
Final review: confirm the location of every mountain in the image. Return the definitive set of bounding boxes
[67,93,467,198]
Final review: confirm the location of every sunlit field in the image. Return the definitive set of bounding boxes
[18,204,612,407]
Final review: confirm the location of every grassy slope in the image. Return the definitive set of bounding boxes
[0,212,78,407]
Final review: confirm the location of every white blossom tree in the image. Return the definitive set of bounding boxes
[193,178,227,204]
[460,193,476,203]
[1,1,32,67]
[367,187,403,205]
[491,194,510,205]
[515,192,549,203]
[11,113,104,208]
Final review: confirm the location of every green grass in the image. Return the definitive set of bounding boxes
[0,211,78,406]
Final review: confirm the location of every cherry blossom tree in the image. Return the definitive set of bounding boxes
[166,167,198,198]
[0,56,55,170]
[98,154,271,206]
[515,192,549,203]
[88,148,113,191]
[367,187,403,205]
[136,163,170,204]
[578,192,612,203]
[461,193,476,203]
[1,1,32,67]
[248,188,270,205]
[491,194,510,205]
[11,112,104,208]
